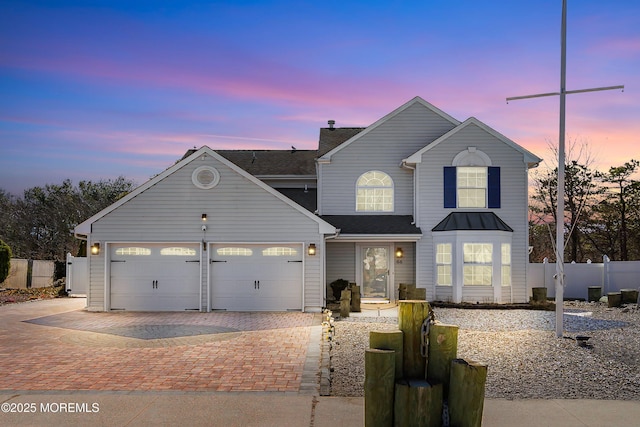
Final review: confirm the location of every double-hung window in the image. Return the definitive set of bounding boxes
[443,164,500,208]
[436,243,452,286]
[463,243,493,285]
[501,243,511,286]
[457,167,487,208]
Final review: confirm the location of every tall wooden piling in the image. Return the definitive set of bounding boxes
[351,284,362,312]
[365,349,396,427]
[394,380,442,427]
[398,300,432,379]
[427,322,459,396]
[448,358,487,427]
[340,289,351,318]
[370,330,404,379]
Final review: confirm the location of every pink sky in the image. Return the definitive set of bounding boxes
[1,1,638,194]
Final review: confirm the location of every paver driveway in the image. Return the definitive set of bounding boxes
[0,298,322,393]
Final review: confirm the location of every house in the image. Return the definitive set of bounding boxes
[74,97,541,312]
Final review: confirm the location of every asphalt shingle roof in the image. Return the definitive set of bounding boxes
[432,212,513,232]
[215,150,318,175]
[321,215,421,235]
[181,127,364,176]
[318,127,365,156]
[276,188,317,212]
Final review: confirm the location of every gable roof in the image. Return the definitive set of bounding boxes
[74,146,336,235]
[403,117,542,168]
[317,96,460,163]
[432,212,513,232]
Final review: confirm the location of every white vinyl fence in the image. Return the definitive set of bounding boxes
[528,257,640,300]
[65,253,87,296]
[2,259,54,289]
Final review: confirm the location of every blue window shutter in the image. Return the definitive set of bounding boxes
[443,166,456,208]
[488,166,501,208]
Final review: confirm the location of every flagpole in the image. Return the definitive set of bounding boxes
[506,0,623,338]
[555,0,567,338]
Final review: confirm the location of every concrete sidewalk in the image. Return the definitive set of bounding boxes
[2,392,640,426]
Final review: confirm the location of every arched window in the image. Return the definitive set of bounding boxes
[356,171,394,212]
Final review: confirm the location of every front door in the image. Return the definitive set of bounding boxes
[360,246,390,300]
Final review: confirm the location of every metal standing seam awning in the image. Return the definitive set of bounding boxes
[432,212,513,232]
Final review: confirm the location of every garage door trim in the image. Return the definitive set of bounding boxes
[207,242,305,312]
[106,241,203,311]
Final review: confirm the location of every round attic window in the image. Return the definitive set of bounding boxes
[192,166,220,189]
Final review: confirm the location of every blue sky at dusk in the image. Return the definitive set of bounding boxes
[1,0,638,195]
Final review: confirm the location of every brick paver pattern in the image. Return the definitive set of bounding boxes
[0,301,318,393]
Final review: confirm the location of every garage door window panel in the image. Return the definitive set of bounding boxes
[115,247,151,256]
[161,247,197,256]
[262,247,299,256]
[216,247,253,256]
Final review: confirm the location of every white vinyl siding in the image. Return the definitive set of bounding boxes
[418,122,531,303]
[87,156,327,312]
[319,102,457,215]
[326,242,356,288]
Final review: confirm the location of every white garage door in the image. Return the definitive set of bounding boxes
[210,244,303,311]
[110,243,201,311]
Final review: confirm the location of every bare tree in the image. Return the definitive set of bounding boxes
[529,139,600,262]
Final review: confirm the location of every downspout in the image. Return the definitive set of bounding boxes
[322,229,341,309]
[401,160,420,295]
[400,161,417,223]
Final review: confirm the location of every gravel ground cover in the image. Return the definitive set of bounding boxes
[330,301,640,400]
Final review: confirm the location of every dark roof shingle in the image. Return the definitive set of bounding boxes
[215,150,318,176]
[318,128,365,156]
[321,215,421,235]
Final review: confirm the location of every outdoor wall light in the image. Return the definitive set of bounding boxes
[308,243,317,256]
[201,213,207,221]
[90,242,100,256]
[395,247,404,259]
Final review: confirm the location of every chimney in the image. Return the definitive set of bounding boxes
[328,120,335,130]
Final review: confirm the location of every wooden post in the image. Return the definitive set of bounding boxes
[408,287,426,300]
[621,288,639,304]
[340,289,351,318]
[587,286,602,302]
[531,287,547,303]
[370,330,404,379]
[351,284,361,312]
[404,284,416,300]
[393,380,410,427]
[607,292,622,308]
[365,349,396,427]
[448,358,487,427]
[398,300,432,379]
[393,380,442,427]
[398,283,408,300]
[427,322,458,397]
